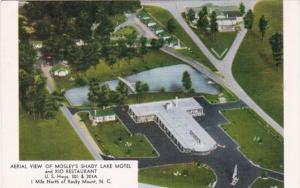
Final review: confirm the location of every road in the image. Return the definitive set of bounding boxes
[141,0,283,136]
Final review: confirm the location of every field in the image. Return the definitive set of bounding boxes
[139,163,216,188]
[221,109,283,172]
[144,6,217,71]
[232,0,283,125]
[79,113,157,158]
[251,178,283,188]
[54,49,182,90]
[19,109,93,160]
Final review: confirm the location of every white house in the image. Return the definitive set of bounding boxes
[89,109,116,125]
[51,64,70,77]
[187,3,244,32]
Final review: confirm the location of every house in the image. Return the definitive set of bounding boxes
[151,25,164,34]
[187,3,243,32]
[144,19,157,27]
[89,109,116,125]
[160,32,171,40]
[51,64,70,77]
[138,11,151,20]
[31,41,43,49]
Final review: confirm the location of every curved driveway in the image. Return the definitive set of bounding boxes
[141,0,283,136]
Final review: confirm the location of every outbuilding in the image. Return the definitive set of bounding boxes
[51,64,70,77]
[89,109,116,125]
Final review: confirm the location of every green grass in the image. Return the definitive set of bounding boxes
[139,163,216,188]
[144,6,217,71]
[19,109,93,160]
[195,31,237,59]
[221,109,283,172]
[251,178,283,188]
[79,113,158,158]
[55,49,182,90]
[232,0,283,125]
[113,26,138,38]
[110,14,127,27]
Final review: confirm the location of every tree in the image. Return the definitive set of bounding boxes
[98,84,112,107]
[269,32,283,70]
[139,36,148,61]
[88,79,101,107]
[209,11,218,39]
[135,81,149,102]
[259,15,268,40]
[244,9,254,30]
[182,71,192,91]
[239,2,245,15]
[116,81,129,97]
[35,18,53,40]
[167,18,176,33]
[150,38,164,49]
[186,9,195,22]
[201,6,208,16]
[197,15,209,33]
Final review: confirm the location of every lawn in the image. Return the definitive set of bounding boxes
[79,113,158,158]
[195,31,237,59]
[232,0,283,125]
[19,108,93,160]
[221,109,283,172]
[113,26,138,38]
[251,178,283,188]
[54,49,182,90]
[110,13,127,27]
[144,6,217,71]
[139,163,216,188]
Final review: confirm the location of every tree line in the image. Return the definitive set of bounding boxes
[186,6,218,39]
[19,18,61,119]
[22,1,141,71]
[243,4,283,70]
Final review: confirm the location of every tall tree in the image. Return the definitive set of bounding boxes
[244,9,254,30]
[197,14,209,33]
[167,18,176,33]
[116,81,129,97]
[139,36,148,61]
[239,2,245,15]
[258,15,268,40]
[182,71,192,91]
[209,11,218,39]
[98,84,112,107]
[269,32,283,70]
[88,79,101,107]
[186,9,195,22]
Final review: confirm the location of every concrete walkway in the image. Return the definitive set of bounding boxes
[141,0,283,136]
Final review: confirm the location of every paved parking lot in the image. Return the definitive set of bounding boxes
[109,97,283,188]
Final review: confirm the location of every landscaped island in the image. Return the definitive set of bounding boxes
[139,163,216,188]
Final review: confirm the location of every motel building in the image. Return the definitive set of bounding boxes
[128,97,217,154]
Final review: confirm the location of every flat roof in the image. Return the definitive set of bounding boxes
[129,98,217,152]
